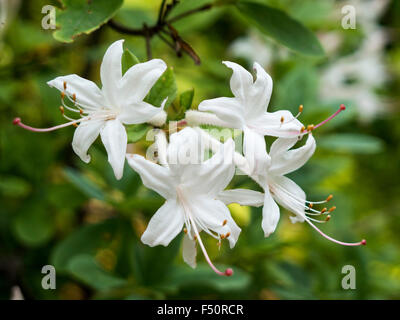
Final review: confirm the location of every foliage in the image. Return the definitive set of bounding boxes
[0,0,399,300]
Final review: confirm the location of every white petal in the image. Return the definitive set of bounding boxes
[100,119,127,180]
[121,59,167,102]
[72,119,105,163]
[183,139,235,197]
[141,199,184,247]
[262,189,280,237]
[270,134,316,176]
[100,40,124,107]
[182,234,197,268]
[222,60,254,101]
[271,175,306,222]
[269,137,298,158]
[190,197,241,249]
[248,110,303,138]
[167,127,204,176]
[126,154,175,199]
[243,127,270,176]
[118,100,163,125]
[198,97,244,129]
[47,75,103,110]
[218,189,264,207]
[245,62,273,119]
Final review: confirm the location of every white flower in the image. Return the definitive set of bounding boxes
[126,127,241,276]
[219,133,365,246]
[14,40,167,180]
[194,61,303,137]
[186,61,303,174]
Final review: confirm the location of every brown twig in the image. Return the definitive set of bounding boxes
[107,0,213,64]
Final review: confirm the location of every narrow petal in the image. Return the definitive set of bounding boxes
[100,40,124,107]
[118,100,163,125]
[183,139,235,197]
[47,75,103,110]
[72,119,105,163]
[270,134,316,176]
[198,97,244,129]
[243,127,270,176]
[270,175,306,222]
[248,110,303,138]
[222,61,254,101]
[218,189,264,207]
[126,154,175,199]
[121,59,167,102]
[100,119,127,180]
[167,127,204,176]
[141,200,184,247]
[182,234,197,268]
[262,189,280,237]
[245,62,273,119]
[190,197,241,249]
[269,137,298,158]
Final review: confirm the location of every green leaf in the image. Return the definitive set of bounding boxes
[67,254,126,291]
[145,67,177,108]
[121,48,140,75]
[64,167,105,201]
[164,264,251,292]
[318,133,385,154]
[51,218,121,272]
[179,89,195,112]
[53,0,123,43]
[236,1,324,57]
[126,123,151,144]
[276,65,318,112]
[13,202,55,247]
[0,175,31,198]
[133,234,182,286]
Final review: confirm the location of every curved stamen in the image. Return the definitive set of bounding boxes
[272,182,331,207]
[305,218,366,247]
[313,104,346,130]
[177,187,233,277]
[13,117,85,132]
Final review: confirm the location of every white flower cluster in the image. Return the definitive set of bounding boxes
[14,40,365,276]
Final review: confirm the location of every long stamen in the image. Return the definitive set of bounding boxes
[13,117,84,132]
[313,104,346,130]
[177,187,233,276]
[261,104,347,137]
[273,182,331,206]
[305,218,366,247]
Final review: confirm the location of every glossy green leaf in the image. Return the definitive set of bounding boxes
[145,67,177,108]
[121,48,140,75]
[318,133,385,154]
[236,1,324,56]
[53,0,123,43]
[179,88,195,112]
[126,123,151,144]
[64,167,105,201]
[67,254,126,291]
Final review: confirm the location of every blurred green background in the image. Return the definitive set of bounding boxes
[1,0,400,300]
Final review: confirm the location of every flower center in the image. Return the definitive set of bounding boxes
[13,82,117,132]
